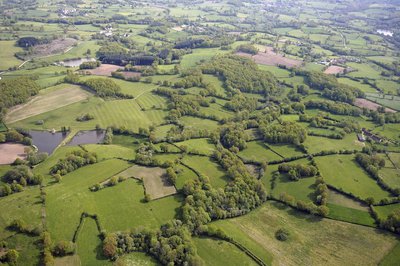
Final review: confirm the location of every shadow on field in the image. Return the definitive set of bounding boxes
[95,240,108,261]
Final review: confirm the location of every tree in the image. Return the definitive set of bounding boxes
[275,228,290,241]
[54,174,62,183]
[103,234,118,259]
[166,167,177,185]
[144,193,151,202]
[6,249,19,266]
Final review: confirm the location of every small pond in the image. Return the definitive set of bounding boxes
[57,58,96,67]
[67,130,105,146]
[29,130,67,154]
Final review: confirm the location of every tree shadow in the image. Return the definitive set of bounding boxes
[95,240,108,261]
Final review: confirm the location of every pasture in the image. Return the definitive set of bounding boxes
[315,154,391,200]
[272,175,316,203]
[304,134,364,154]
[194,237,257,266]
[239,141,282,162]
[182,155,229,188]
[374,204,400,220]
[1,1,400,265]
[45,159,182,242]
[327,203,375,226]
[213,202,398,266]
[0,41,23,70]
[175,138,216,156]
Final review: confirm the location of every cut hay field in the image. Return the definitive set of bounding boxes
[5,84,91,123]
[120,165,177,200]
[213,202,398,266]
[315,154,391,201]
[10,97,166,132]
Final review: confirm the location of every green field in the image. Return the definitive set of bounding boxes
[213,202,397,266]
[327,203,375,226]
[11,97,166,132]
[272,175,316,203]
[1,0,400,264]
[239,141,282,162]
[45,159,182,242]
[194,237,257,266]
[316,155,391,201]
[374,204,400,220]
[182,155,229,188]
[304,134,364,154]
[175,138,216,156]
[0,40,23,70]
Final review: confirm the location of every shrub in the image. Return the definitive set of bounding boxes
[275,228,290,241]
[52,241,75,257]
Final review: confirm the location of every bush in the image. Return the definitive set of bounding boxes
[52,241,75,257]
[275,228,290,241]
[76,113,94,122]
[79,60,101,70]
[50,150,97,175]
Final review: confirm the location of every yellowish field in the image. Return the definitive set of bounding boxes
[119,165,177,199]
[5,84,91,123]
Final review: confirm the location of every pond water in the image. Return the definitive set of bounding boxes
[57,58,96,67]
[67,130,105,146]
[377,30,393,37]
[29,130,67,154]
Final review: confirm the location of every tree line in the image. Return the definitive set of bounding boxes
[0,77,40,122]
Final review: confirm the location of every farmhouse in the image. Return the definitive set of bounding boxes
[357,133,366,142]
[362,128,383,143]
